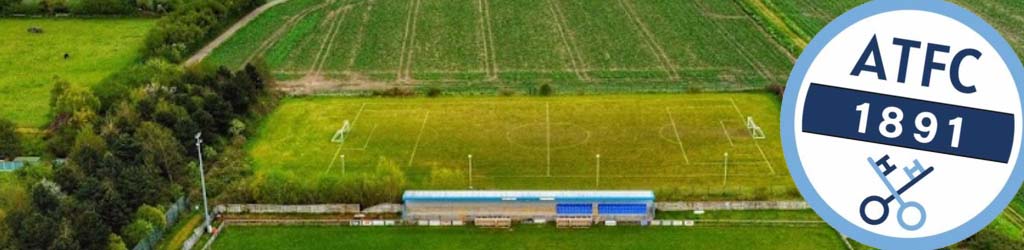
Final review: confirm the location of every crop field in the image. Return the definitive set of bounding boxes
[247,93,792,196]
[763,0,1024,59]
[203,0,794,93]
[0,18,154,127]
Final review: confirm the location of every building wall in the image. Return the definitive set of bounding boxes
[403,201,654,223]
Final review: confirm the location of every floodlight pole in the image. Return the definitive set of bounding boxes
[195,132,210,231]
[723,153,729,186]
[468,154,474,189]
[596,154,601,188]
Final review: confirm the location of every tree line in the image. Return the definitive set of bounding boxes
[0,0,182,16]
[0,58,277,249]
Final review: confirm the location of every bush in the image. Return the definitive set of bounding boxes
[142,0,264,62]
[107,234,128,250]
[766,83,785,98]
[425,87,442,97]
[121,219,152,246]
[70,0,133,15]
[497,87,515,96]
[959,229,1024,250]
[134,204,166,229]
[372,87,414,97]
[538,84,554,96]
[0,118,21,160]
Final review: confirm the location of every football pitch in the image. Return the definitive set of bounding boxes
[203,0,794,92]
[247,93,793,197]
[209,226,846,250]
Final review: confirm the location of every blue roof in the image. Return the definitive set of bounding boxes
[403,190,655,202]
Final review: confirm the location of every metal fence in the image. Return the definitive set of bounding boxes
[133,197,189,250]
[181,223,206,250]
[655,201,809,211]
[0,161,24,171]
[214,204,361,214]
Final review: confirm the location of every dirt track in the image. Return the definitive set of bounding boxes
[184,0,289,67]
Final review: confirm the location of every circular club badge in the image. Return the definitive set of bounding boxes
[782,0,1024,248]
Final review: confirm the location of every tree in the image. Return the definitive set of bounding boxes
[538,83,554,96]
[122,219,153,246]
[134,204,166,229]
[107,234,127,250]
[135,122,186,186]
[72,208,111,250]
[30,180,62,218]
[96,182,131,233]
[67,126,107,175]
[16,212,58,249]
[0,118,20,160]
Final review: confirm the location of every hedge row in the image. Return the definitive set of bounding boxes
[0,0,181,16]
[141,0,264,63]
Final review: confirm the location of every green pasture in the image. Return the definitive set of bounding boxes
[0,18,154,127]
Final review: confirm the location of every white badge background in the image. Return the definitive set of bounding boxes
[793,10,1023,238]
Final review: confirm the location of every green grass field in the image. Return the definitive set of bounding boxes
[0,18,154,127]
[246,93,792,197]
[203,0,794,92]
[209,210,847,250]
[210,225,845,250]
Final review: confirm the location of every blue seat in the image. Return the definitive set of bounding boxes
[598,204,647,214]
[557,204,593,215]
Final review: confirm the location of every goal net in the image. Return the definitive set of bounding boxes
[331,120,352,143]
[746,117,766,139]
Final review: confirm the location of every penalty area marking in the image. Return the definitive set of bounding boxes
[327,103,366,173]
[728,97,774,175]
[407,111,431,167]
[664,107,690,164]
[719,120,734,147]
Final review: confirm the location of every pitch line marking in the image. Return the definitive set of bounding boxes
[723,152,729,186]
[665,107,691,164]
[352,103,367,125]
[343,124,378,151]
[728,98,744,118]
[618,0,679,80]
[325,145,345,174]
[719,120,734,147]
[545,0,589,81]
[407,111,431,167]
[327,102,367,172]
[754,140,776,175]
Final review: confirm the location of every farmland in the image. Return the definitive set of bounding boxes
[246,93,791,199]
[0,18,154,127]
[202,0,794,93]
[761,0,1024,60]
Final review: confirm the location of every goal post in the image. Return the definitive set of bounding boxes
[746,116,766,139]
[331,120,352,143]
